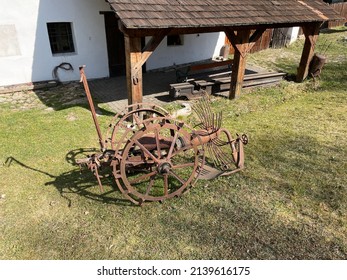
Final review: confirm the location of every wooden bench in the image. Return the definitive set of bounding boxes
[175,59,233,82]
[169,82,194,99]
[170,60,233,99]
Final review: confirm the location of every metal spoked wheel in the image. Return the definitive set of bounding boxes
[113,117,204,205]
[106,103,170,152]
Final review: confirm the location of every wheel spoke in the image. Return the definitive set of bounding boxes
[168,170,186,185]
[145,175,156,196]
[134,139,159,163]
[155,129,162,159]
[170,145,193,158]
[172,162,195,169]
[125,159,155,165]
[163,174,169,196]
[128,170,157,184]
[167,131,179,159]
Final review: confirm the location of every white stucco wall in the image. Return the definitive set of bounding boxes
[0,0,227,86]
[146,32,226,70]
[0,0,110,86]
[288,27,300,44]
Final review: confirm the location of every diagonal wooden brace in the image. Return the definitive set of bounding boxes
[131,29,170,84]
[297,22,322,82]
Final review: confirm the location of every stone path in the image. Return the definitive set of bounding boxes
[0,82,88,111]
[0,70,177,113]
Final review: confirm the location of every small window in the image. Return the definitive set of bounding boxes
[167,35,183,46]
[47,22,75,54]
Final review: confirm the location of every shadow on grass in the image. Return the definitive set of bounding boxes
[318,61,347,91]
[160,199,346,259]
[320,28,347,34]
[31,82,116,116]
[255,134,346,211]
[157,131,346,259]
[45,168,133,207]
[5,152,133,208]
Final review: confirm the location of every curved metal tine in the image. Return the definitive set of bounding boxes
[212,137,229,146]
[214,144,235,168]
[207,143,233,169]
[212,113,215,130]
[206,144,219,167]
[209,144,225,168]
[192,106,205,128]
[201,98,212,128]
[192,101,207,128]
[193,96,212,129]
[217,111,222,130]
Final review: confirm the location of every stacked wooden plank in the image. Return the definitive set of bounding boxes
[170,71,286,100]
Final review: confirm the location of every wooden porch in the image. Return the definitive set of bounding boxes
[105,0,343,105]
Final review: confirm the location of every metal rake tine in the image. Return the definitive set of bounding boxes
[192,103,203,125]
[218,111,223,129]
[212,113,215,129]
[204,99,214,128]
[200,99,211,128]
[206,144,218,166]
[211,143,234,168]
[207,143,227,168]
[212,137,228,146]
[195,99,211,129]
[194,106,208,129]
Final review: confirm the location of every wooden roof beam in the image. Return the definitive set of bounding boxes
[119,22,310,38]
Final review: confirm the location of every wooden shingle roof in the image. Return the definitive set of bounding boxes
[106,0,342,29]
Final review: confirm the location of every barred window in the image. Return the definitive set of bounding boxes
[47,22,75,54]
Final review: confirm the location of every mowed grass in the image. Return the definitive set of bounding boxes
[0,27,346,260]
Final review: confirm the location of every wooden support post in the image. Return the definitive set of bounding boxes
[297,23,322,82]
[131,30,169,81]
[125,35,142,105]
[124,31,168,105]
[226,29,251,99]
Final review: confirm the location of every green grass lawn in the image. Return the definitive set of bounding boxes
[0,27,346,260]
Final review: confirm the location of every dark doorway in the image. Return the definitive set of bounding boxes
[103,12,126,77]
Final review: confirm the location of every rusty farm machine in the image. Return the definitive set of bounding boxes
[77,66,248,205]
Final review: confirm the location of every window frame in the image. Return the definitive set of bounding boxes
[46,22,76,55]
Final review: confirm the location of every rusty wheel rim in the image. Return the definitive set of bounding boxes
[114,118,203,205]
